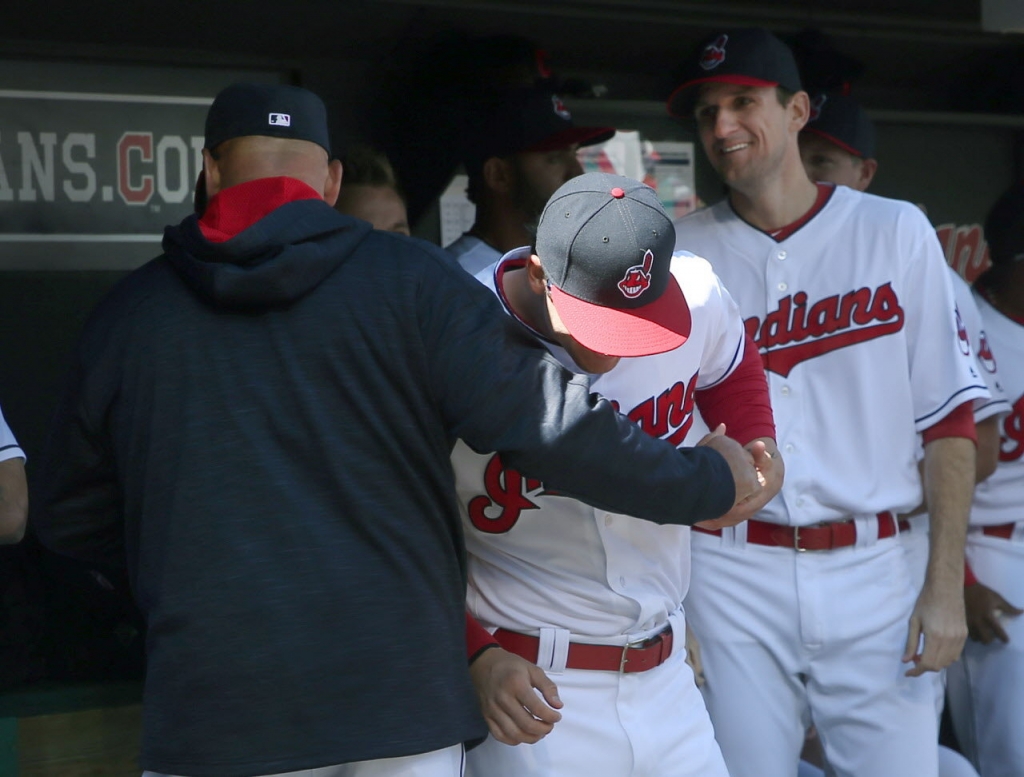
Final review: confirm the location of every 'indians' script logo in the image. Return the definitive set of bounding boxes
[955,306,971,355]
[468,375,699,533]
[552,94,572,121]
[618,249,655,299]
[1000,395,1024,463]
[700,35,728,71]
[745,283,905,377]
[977,330,997,373]
[809,94,827,123]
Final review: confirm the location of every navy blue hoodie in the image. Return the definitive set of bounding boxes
[37,193,733,776]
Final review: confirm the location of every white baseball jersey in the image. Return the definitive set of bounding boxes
[675,186,989,525]
[968,290,1024,526]
[446,233,501,278]
[0,403,24,464]
[452,246,746,639]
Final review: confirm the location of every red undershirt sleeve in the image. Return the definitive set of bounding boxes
[921,401,977,447]
[466,611,499,664]
[695,334,776,446]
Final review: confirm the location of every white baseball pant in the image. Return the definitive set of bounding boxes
[686,526,939,777]
[466,614,728,777]
[946,525,1024,777]
[143,743,465,777]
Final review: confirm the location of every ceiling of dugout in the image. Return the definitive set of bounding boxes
[3,0,1023,115]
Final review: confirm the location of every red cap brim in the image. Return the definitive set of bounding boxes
[667,75,780,117]
[800,127,866,158]
[549,275,691,358]
[526,126,616,153]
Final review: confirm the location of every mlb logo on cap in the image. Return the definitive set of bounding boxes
[269,113,292,127]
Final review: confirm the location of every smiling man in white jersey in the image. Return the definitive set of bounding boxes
[666,28,990,777]
[945,182,1024,777]
[456,172,782,776]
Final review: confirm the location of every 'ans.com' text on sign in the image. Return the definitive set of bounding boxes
[0,89,211,240]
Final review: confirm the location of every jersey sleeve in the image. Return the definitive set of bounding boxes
[0,403,25,464]
[678,254,746,390]
[418,249,736,526]
[952,280,1012,423]
[900,211,990,432]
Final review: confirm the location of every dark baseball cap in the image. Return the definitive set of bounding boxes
[802,92,876,159]
[464,85,614,172]
[667,28,803,117]
[535,172,690,357]
[205,83,331,156]
[984,182,1024,267]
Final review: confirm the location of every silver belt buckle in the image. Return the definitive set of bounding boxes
[794,525,806,552]
[619,637,647,673]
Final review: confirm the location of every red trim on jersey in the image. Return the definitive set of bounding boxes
[695,334,776,445]
[198,176,322,243]
[767,183,835,242]
[921,401,977,446]
[466,611,499,663]
[964,559,978,588]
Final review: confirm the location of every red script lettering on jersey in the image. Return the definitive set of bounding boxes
[745,283,905,377]
[468,376,699,533]
[1000,395,1024,463]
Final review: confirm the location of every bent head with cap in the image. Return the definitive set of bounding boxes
[514,172,690,374]
[799,92,878,192]
[201,83,342,205]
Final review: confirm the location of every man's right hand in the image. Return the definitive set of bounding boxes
[965,582,1023,644]
[469,647,563,745]
[694,424,762,530]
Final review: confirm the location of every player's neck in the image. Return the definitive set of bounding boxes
[982,268,1024,322]
[468,207,536,255]
[728,166,819,234]
[501,265,554,339]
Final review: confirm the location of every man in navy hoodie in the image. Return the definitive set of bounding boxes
[35,83,761,777]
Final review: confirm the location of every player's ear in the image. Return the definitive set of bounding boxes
[202,149,222,199]
[526,254,548,296]
[323,159,343,207]
[789,91,811,132]
[483,156,515,195]
[858,158,878,191]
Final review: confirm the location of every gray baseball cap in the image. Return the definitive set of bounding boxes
[535,172,690,357]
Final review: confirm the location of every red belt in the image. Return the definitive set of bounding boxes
[693,512,897,552]
[981,523,1016,540]
[493,626,674,673]
[904,520,1017,540]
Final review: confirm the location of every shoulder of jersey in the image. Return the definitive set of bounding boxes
[673,200,730,231]
[832,185,930,226]
[669,250,715,284]
[669,251,722,309]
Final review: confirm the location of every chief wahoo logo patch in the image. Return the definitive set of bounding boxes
[618,249,655,299]
[700,35,728,71]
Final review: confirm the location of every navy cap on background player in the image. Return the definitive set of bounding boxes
[984,181,1024,267]
[204,82,332,155]
[463,84,614,172]
[534,172,690,357]
[802,92,877,159]
[667,28,803,117]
